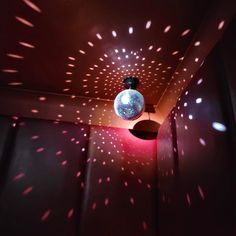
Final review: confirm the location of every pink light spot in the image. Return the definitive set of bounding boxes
[19,41,35,48]
[38,96,46,101]
[22,186,33,195]
[92,202,96,210]
[13,172,25,181]
[138,179,142,184]
[61,160,67,166]
[142,221,148,230]
[96,33,102,40]
[41,210,51,222]
[67,209,74,219]
[15,16,34,27]
[198,185,205,200]
[130,197,135,205]
[145,20,152,29]
[181,29,191,36]
[12,116,19,120]
[199,138,206,146]
[76,171,81,178]
[186,193,191,206]
[194,41,201,46]
[36,147,44,153]
[106,177,110,182]
[81,182,84,188]
[8,82,23,86]
[62,130,68,134]
[31,109,39,113]
[218,20,225,30]
[68,56,75,61]
[79,50,86,54]
[88,42,94,47]
[22,0,41,13]
[2,69,18,73]
[172,51,179,55]
[7,53,24,59]
[164,25,171,33]
[124,181,128,187]
[104,198,109,206]
[98,178,102,184]
[56,150,62,156]
[31,135,39,140]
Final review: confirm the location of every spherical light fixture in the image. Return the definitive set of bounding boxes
[114,77,145,120]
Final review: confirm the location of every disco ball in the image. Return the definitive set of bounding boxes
[114,89,145,120]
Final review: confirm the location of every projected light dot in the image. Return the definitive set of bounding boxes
[196,98,202,103]
[212,122,227,132]
[128,27,133,34]
[145,20,152,29]
[188,114,193,120]
[199,138,206,146]
[197,78,203,85]
[218,20,225,30]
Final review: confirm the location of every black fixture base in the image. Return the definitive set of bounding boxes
[123,76,139,89]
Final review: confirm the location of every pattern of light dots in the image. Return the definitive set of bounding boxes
[157,47,231,213]
[0,117,158,234]
[1,0,226,106]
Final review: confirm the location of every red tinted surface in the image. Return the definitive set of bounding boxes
[0,116,158,236]
[157,44,235,235]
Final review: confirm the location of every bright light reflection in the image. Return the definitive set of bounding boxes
[212,122,227,132]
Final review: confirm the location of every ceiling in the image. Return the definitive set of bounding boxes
[0,0,214,105]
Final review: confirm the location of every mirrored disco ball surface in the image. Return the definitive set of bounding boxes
[114,89,145,120]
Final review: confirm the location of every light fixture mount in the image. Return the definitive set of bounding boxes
[123,76,139,89]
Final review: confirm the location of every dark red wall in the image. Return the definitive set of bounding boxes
[157,22,236,235]
[0,116,158,236]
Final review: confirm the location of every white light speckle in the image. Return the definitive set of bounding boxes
[212,122,227,132]
[112,30,117,37]
[196,98,202,104]
[145,20,152,29]
[129,27,133,34]
[197,78,203,85]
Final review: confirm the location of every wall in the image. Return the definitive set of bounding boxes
[0,116,158,236]
[157,24,236,235]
